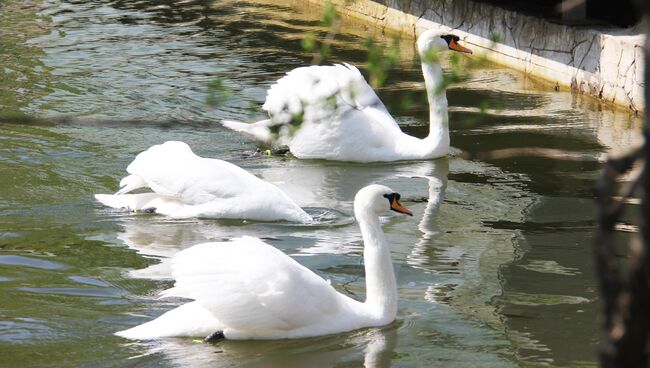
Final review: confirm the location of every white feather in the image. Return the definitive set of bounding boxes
[95,141,311,222]
[115,301,221,340]
[117,236,359,340]
[220,119,273,143]
[116,174,147,195]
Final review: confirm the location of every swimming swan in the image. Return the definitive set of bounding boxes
[220,30,471,162]
[115,184,413,340]
[95,141,311,222]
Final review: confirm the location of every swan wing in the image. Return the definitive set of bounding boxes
[263,64,399,131]
[122,141,260,204]
[163,237,343,333]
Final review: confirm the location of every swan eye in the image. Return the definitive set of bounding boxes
[382,192,400,205]
[440,34,461,47]
[443,34,472,54]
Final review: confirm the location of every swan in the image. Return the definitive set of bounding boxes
[115,184,413,340]
[220,30,471,162]
[94,141,311,222]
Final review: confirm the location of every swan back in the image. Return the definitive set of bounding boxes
[160,236,363,339]
[99,141,311,222]
[124,141,252,202]
[263,64,398,132]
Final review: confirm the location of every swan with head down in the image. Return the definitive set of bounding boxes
[95,141,311,222]
[221,30,471,162]
[115,184,412,340]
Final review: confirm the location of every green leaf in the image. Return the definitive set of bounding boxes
[489,32,503,43]
[321,3,337,27]
[301,32,316,52]
[205,77,233,107]
[365,37,401,89]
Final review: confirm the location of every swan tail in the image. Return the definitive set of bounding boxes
[116,174,147,195]
[115,301,222,340]
[220,119,273,143]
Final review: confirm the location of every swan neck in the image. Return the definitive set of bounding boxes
[421,61,449,137]
[356,209,398,322]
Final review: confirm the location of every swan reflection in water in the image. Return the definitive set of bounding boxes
[124,324,398,368]
[404,159,448,270]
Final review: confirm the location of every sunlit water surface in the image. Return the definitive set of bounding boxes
[0,0,642,367]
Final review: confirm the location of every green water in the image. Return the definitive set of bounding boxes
[0,0,641,367]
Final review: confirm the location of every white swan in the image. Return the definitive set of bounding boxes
[220,30,471,162]
[115,184,413,340]
[95,141,311,222]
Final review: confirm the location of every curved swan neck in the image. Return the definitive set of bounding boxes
[355,207,398,321]
[421,61,449,139]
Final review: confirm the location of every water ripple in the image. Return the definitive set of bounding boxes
[0,255,67,270]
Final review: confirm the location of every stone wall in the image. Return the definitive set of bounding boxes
[326,0,644,112]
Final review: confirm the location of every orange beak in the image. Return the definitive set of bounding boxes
[391,198,413,216]
[449,38,472,54]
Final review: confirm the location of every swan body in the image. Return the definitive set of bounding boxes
[221,30,471,163]
[95,141,311,222]
[116,184,412,340]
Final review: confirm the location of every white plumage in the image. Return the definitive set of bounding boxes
[221,30,472,162]
[95,141,311,222]
[116,184,413,340]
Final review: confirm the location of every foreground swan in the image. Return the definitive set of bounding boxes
[95,141,311,222]
[221,30,471,162]
[116,184,412,340]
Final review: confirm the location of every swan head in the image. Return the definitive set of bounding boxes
[354,184,413,217]
[417,29,472,57]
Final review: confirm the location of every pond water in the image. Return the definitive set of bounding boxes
[0,0,642,367]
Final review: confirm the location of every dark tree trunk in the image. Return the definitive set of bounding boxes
[595,2,650,366]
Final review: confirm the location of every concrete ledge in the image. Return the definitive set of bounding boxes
[325,0,644,112]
